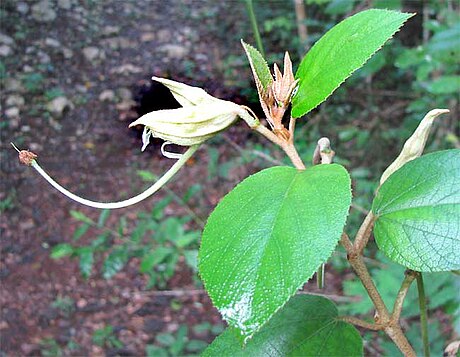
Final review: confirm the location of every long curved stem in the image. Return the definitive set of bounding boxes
[29,145,200,209]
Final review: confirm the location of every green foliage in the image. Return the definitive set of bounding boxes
[39,338,62,357]
[51,295,75,317]
[372,150,460,272]
[44,87,65,101]
[53,188,202,287]
[292,9,413,118]
[146,325,209,357]
[199,165,351,340]
[204,295,363,356]
[21,72,45,94]
[92,325,123,349]
[0,190,16,212]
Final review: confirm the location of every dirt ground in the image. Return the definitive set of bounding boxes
[0,1,268,355]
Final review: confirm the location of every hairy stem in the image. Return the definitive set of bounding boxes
[385,325,416,357]
[29,145,200,209]
[341,234,416,357]
[338,316,384,331]
[391,270,417,323]
[254,124,306,169]
[354,211,375,253]
[417,273,430,357]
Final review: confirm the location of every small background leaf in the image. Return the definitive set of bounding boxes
[292,9,413,118]
[372,150,460,272]
[203,295,363,357]
[199,165,351,340]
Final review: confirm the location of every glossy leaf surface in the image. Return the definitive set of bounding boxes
[199,165,351,340]
[292,9,413,118]
[203,295,363,357]
[372,150,460,272]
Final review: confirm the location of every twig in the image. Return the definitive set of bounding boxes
[391,270,418,323]
[353,211,375,254]
[341,235,416,356]
[351,203,369,215]
[138,289,207,296]
[338,316,384,331]
[254,124,305,169]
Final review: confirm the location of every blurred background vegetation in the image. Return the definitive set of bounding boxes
[1,0,458,356]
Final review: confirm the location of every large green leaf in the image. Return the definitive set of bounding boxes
[292,9,413,118]
[199,165,351,341]
[203,295,363,357]
[372,150,460,272]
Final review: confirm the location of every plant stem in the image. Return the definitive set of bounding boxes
[245,0,265,58]
[254,124,306,169]
[316,264,325,289]
[417,273,430,357]
[340,234,416,357]
[347,251,389,318]
[354,211,375,254]
[391,270,417,323]
[338,316,384,330]
[29,145,200,209]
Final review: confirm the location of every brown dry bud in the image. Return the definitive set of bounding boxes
[19,150,37,166]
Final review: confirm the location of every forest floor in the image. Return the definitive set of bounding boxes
[0,1,270,355]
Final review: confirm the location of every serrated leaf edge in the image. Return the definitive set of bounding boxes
[198,165,352,342]
[292,10,415,118]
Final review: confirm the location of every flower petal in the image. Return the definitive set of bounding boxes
[152,77,216,107]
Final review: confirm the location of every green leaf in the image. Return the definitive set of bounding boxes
[325,0,357,15]
[140,247,173,273]
[203,295,363,356]
[183,249,198,271]
[199,165,351,341]
[78,247,94,279]
[103,248,129,279]
[73,223,90,241]
[97,209,110,228]
[292,9,413,118]
[425,75,460,95]
[241,40,272,91]
[50,243,74,259]
[70,210,93,224]
[372,150,460,272]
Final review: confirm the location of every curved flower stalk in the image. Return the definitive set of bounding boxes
[15,77,260,209]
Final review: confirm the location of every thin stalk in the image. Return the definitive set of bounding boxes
[245,0,265,58]
[417,273,430,357]
[338,316,384,331]
[391,271,417,323]
[354,211,375,254]
[254,124,305,169]
[316,264,325,289]
[29,145,200,209]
